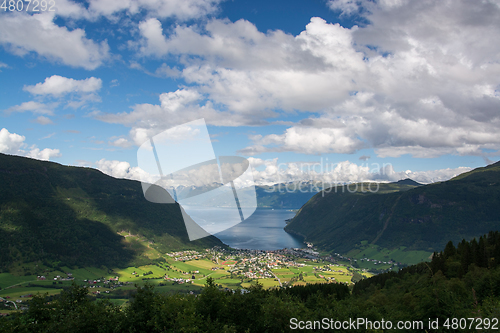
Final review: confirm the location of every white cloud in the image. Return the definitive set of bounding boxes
[52,0,223,21]
[95,158,156,182]
[5,101,55,115]
[93,155,472,188]
[0,12,109,70]
[401,166,473,184]
[239,125,365,156]
[26,147,61,160]
[0,128,61,160]
[154,64,182,78]
[24,75,102,96]
[88,0,500,158]
[96,88,270,146]
[109,137,132,148]
[90,0,223,20]
[247,158,472,186]
[135,17,365,112]
[52,0,93,19]
[326,0,365,16]
[0,128,25,154]
[15,75,103,112]
[32,116,54,125]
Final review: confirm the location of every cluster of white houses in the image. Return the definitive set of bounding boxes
[167,250,205,261]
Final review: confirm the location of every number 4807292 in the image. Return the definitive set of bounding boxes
[1,0,56,12]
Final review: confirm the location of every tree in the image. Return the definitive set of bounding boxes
[443,241,456,259]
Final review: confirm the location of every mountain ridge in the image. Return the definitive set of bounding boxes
[285,161,500,256]
[0,153,224,272]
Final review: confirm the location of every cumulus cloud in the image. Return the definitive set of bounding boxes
[5,101,55,116]
[26,147,62,160]
[326,0,365,16]
[118,0,500,159]
[24,75,102,96]
[95,158,157,183]
[51,0,223,21]
[401,167,473,184]
[239,125,366,156]
[108,137,132,148]
[89,0,223,20]
[96,88,270,146]
[15,75,103,113]
[0,12,109,70]
[0,128,25,154]
[1,1,496,162]
[135,17,365,112]
[92,154,472,189]
[0,128,61,160]
[247,157,472,186]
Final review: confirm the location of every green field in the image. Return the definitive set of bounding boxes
[208,272,229,279]
[214,278,241,286]
[242,279,280,289]
[114,264,167,282]
[0,286,63,300]
[170,262,211,276]
[0,253,367,304]
[65,268,106,281]
[184,259,219,270]
[0,273,37,289]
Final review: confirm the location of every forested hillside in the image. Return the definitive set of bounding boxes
[285,161,500,254]
[0,153,223,272]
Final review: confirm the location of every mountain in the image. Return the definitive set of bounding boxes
[394,178,423,186]
[0,153,224,272]
[285,163,500,255]
[170,181,321,209]
[254,182,320,209]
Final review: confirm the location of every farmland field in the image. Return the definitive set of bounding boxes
[0,273,37,289]
[0,286,63,299]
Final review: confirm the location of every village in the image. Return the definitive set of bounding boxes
[0,245,376,315]
[161,246,374,288]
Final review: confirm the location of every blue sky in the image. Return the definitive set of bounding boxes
[1,0,499,185]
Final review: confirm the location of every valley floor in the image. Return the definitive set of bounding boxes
[0,246,374,314]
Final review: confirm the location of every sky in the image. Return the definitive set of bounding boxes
[1,0,499,186]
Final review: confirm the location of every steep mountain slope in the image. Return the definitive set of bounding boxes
[0,153,224,271]
[285,162,500,254]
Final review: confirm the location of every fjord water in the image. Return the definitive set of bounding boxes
[188,208,305,250]
[216,208,305,250]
